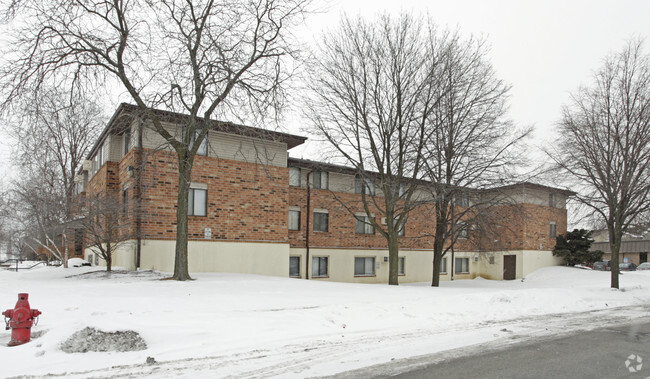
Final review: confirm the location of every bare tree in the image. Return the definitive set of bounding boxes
[79,193,134,272]
[423,35,530,286]
[1,0,311,280]
[549,39,650,289]
[305,14,447,285]
[4,88,103,267]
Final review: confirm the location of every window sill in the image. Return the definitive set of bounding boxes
[290,276,301,279]
[455,272,470,274]
[312,276,329,279]
[354,274,376,277]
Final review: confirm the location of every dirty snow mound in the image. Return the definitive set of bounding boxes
[61,327,147,353]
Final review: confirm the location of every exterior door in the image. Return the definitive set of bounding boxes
[503,255,516,280]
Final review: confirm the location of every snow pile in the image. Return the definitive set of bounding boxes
[60,327,147,353]
[1,266,649,378]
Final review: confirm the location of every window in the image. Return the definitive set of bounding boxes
[188,188,207,216]
[313,171,329,189]
[455,257,469,274]
[398,257,405,275]
[489,256,495,265]
[355,257,375,276]
[94,254,99,266]
[396,220,405,236]
[191,130,208,155]
[74,229,83,256]
[122,189,129,217]
[288,208,300,231]
[457,193,470,207]
[549,193,557,207]
[355,214,374,234]
[313,211,328,232]
[123,127,131,155]
[312,256,328,277]
[289,167,301,186]
[290,256,300,278]
[550,222,557,238]
[457,222,468,239]
[440,257,447,274]
[354,175,375,195]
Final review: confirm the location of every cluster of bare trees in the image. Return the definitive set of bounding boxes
[0,1,646,287]
[0,0,310,279]
[305,14,529,286]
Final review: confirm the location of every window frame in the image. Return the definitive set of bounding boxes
[289,256,301,278]
[188,188,208,217]
[354,256,376,277]
[355,214,375,234]
[313,210,329,232]
[289,167,301,187]
[122,188,129,217]
[398,257,405,276]
[455,257,470,274]
[312,256,328,278]
[288,208,301,231]
[354,175,375,195]
[123,127,131,155]
[440,257,448,274]
[313,171,329,190]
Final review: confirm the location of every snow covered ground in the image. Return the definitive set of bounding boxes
[1,264,649,378]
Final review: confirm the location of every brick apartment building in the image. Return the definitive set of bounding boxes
[75,103,573,282]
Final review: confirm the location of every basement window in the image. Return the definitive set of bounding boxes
[455,258,469,274]
[354,257,375,276]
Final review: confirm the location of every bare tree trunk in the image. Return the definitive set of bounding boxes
[387,233,399,286]
[173,154,192,281]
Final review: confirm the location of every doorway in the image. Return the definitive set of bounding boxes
[503,255,516,280]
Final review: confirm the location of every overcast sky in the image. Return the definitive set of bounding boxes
[288,0,650,160]
[1,1,649,180]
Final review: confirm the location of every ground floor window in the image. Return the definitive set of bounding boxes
[455,257,469,274]
[398,257,405,275]
[312,256,328,277]
[440,257,447,274]
[354,257,375,276]
[289,256,300,278]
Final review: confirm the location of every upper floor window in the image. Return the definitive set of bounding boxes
[313,171,329,189]
[191,131,208,156]
[123,127,131,155]
[457,222,469,239]
[549,193,557,207]
[188,187,207,216]
[355,175,375,195]
[456,193,470,207]
[313,210,329,232]
[288,208,300,231]
[355,214,374,234]
[122,189,129,217]
[549,222,557,238]
[289,167,301,187]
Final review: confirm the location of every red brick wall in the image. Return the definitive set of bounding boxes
[136,148,289,242]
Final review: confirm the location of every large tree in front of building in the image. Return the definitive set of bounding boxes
[423,35,529,287]
[1,0,310,280]
[305,13,448,285]
[550,40,650,289]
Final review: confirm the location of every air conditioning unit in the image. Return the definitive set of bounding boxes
[82,160,93,171]
[381,217,387,225]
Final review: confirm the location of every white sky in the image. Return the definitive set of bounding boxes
[289,0,650,159]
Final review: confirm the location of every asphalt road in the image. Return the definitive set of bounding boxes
[387,322,650,379]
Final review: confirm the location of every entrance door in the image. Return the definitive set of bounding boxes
[641,253,648,264]
[503,255,516,280]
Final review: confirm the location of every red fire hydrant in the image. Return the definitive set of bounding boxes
[2,293,41,346]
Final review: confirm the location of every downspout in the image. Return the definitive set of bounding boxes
[135,118,143,269]
[305,170,312,280]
